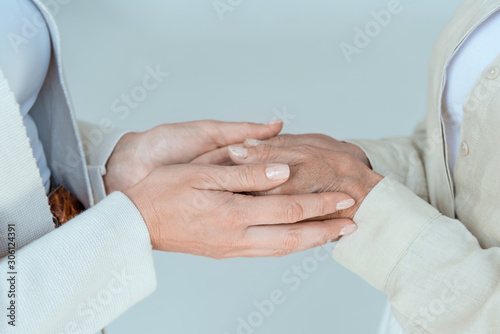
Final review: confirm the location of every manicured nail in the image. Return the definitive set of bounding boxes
[266,119,283,125]
[336,198,355,211]
[228,146,247,159]
[246,138,263,147]
[339,224,357,236]
[266,164,290,181]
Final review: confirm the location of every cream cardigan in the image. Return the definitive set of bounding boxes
[0,0,156,333]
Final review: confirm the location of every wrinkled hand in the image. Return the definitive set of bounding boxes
[193,133,371,168]
[223,139,383,220]
[124,163,357,258]
[104,120,284,193]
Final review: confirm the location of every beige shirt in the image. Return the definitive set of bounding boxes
[443,9,500,173]
[334,0,500,333]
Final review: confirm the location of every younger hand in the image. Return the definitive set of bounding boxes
[104,120,284,193]
[124,163,357,258]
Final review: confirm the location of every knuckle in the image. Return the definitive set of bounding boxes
[290,145,311,160]
[312,133,331,141]
[318,196,332,217]
[238,166,259,187]
[336,152,356,175]
[256,144,274,161]
[194,174,216,189]
[276,135,291,146]
[282,200,305,222]
[297,144,316,156]
[280,230,303,252]
[318,231,332,246]
[217,168,233,184]
[272,248,293,257]
[204,119,217,127]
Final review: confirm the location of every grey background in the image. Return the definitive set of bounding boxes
[53,0,461,333]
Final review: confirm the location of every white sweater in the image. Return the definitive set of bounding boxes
[0,1,157,333]
[0,0,52,192]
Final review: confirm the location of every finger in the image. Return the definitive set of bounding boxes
[205,119,283,147]
[228,144,300,165]
[199,163,291,192]
[244,134,296,147]
[245,134,333,149]
[192,133,290,165]
[237,192,355,226]
[240,219,357,257]
[191,147,234,165]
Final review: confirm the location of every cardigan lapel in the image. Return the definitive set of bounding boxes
[30,0,92,208]
[0,0,95,253]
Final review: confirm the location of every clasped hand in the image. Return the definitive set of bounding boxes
[104,120,382,259]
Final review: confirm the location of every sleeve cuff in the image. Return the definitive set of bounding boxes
[344,138,429,202]
[78,121,131,203]
[62,191,157,331]
[344,139,407,182]
[333,177,442,291]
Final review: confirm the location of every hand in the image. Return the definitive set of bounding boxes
[224,141,383,220]
[104,119,284,193]
[123,163,357,258]
[193,133,371,168]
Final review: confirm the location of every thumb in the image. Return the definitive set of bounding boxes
[206,119,283,146]
[191,146,234,165]
[227,144,297,165]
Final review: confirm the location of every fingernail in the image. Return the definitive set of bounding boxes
[339,224,357,236]
[266,119,283,125]
[266,164,290,181]
[228,146,247,159]
[245,138,263,147]
[336,198,355,211]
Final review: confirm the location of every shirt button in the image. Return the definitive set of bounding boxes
[461,141,470,156]
[488,65,499,80]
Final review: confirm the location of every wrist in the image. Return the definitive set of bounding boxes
[344,142,371,169]
[103,131,150,194]
[352,170,383,215]
[324,154,383,219]
[338,155,383,218]
[123,185,160,250]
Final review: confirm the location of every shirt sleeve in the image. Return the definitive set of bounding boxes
[345,121,429,202]
[77,120,130,203]
[333,177,500,333]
